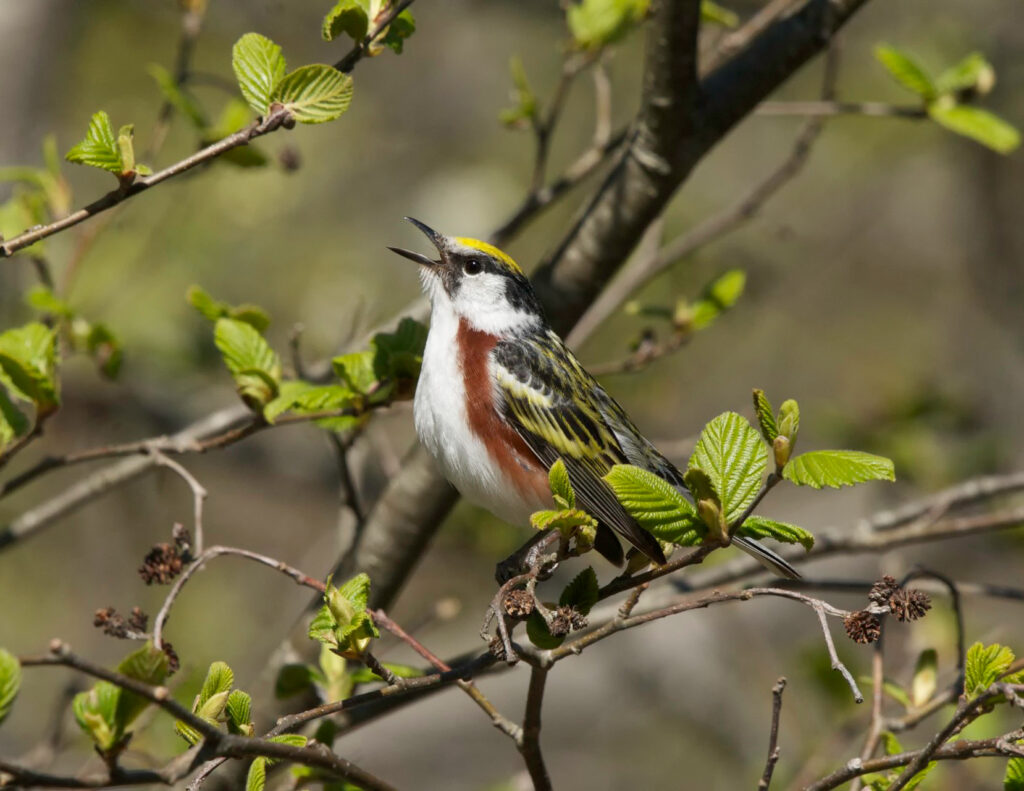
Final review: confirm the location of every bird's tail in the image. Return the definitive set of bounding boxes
[732,536,801,579]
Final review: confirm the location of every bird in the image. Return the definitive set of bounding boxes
[388,217,799,579]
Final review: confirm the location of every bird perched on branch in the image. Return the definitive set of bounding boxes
[389,218,798,579]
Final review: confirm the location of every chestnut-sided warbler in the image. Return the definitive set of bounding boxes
[389,218,798,578]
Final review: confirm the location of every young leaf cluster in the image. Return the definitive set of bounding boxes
[72,643,169,752]
[176,660,253,744]
[529,459,598,552]
[307,573,380,658]
[65,111,152,183]
[232,33,354,125]
[964,641,1024,698]
[322,0,416,55]
[875,46,1020,153]
[276,643,420,703]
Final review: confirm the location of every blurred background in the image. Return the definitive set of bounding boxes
[1,0,1023,788]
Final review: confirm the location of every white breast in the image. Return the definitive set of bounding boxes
[414,296,546,526]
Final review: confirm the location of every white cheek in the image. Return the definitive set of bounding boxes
[454,274,537,335]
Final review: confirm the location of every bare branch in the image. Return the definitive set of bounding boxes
[519,667,552,791]
[758,678,787,791]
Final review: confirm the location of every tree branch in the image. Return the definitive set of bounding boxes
[758,677,787,790]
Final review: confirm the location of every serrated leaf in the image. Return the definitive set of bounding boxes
[700,0,738,27]
[605,464,702,545]
[246,757,267,791]
[1006,757,1024,791]
[308,604,338,648]
[232,33,287,115]
[548,458,575,508]
[270,733,308,748]
[116,642,169,728]
[65,111,123,173]
[752,389,778,443]
[148,63,208,128]
[0,322,59,415]
[73,681,121,749]
[911,649,938,707]
[782,450,895,489]
[559,567,599,614]
[929,102,1021,154]
[567,0,650,50]
[214,318,281,408]
[264,383,360,432]
[965,641,1016,697]
[875,45,936,100]
[739,516,814,550]
[199,661,234,707]
[273,65,353,124]
[225,690,253,735]
[336,572,371,614]
[935,52,995,97]
[689,412,768,521]
[526,611,565,650]
[0,649,20,727]
[529,508,597,533]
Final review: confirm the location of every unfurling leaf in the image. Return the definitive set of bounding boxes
[567,0,650,50]
[529,507,597,534]
[548,458,575,508]
[323,1,416,55]
[875,45,936,101]
[605,464,702,545]
[690,269,746,330]
[349,662,423,683]
[935,53,995,97]
[782,450,895,489]
[752,389,778,443]
[232,33,287,115]
[0,649,21,727]
[246,757,267,791]
[738,516,814,550]
[188,285,270,331]
[0,389,30,453]
[65,111,123,174]
[499,56,538,127]
[263,382,361,432]
[225,690,254,735]
[964,641,1018,698]
[272,65,354,124]
[308,573,379,657]
[1006,757,1024,791]
[214,318,281,409]
[928,102,1021,154]
[689,412,767,521]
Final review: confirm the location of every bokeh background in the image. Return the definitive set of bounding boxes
[1,0,1023,788]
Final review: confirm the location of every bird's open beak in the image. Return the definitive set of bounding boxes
[387,217,444,267]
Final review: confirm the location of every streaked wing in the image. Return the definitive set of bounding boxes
[492,331,666,564]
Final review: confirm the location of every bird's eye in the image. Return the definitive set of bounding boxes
[463,259,482,276]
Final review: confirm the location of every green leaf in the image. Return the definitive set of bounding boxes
[548,458,575,508]
[275,662,320,699]
[214,318,281,408]
[381,9,415,54]
[751,389,778,443]
[875,45,936,100]
[700,0,738,27]
[318,644,353,702]
[311,574,379,657]
[911,648,938,707]
[1006,757,1024,791]
[79,321,123,379]
[559,567,599,615]
[273,65,354,124]
[25,285,73,318]
[567,0,650,50]
[0,388,30,452]
[225,690,253,735]
[526,611,565,650]
[935,53,995,97]
[246,757,267,791]
[232,33,287,115]
[332,350,379,395]
[323,0,371,42]
[689,412,768,522]
[148,63,208,128]
[929,102,1021,154]
[116,642,169,728]
[116,125,136,174]
[605,464,702,545]
[65,111,123,173]
[776,399,799,442]
[738,516,814,550]
[73,681,122,749]
[690,269,746,330]
[0,322,59,416]
[308,604,339,648]
[530,507,597,533]
[0,649,21,727]
[782,450,895,489]
[499,56,538,127]
[199,661,234,707]
[964,641,1016,697]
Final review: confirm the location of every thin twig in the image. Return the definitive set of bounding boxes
[519,666,552,791]
[758,677,787,790]
[757,100,926,118]
[150,450,207,554]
